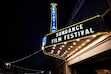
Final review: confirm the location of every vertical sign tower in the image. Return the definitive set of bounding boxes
[50,3,58,32]
[42,3,58,47]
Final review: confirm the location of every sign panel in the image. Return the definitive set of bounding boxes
[44,15,107,48]
[50,3,57,32]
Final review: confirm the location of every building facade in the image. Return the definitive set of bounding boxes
[66,0,111,74]
[43,0,111,74]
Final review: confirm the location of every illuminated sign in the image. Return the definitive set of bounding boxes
[44,15,107,47]
[51,23,94,44]
[50,3,57,32]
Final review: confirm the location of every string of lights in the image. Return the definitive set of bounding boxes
[12,65,44,73]
[0,49,44,73]
[8,49,42,64]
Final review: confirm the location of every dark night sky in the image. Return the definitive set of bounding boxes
[1,0,77,71]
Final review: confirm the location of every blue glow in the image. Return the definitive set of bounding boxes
[52,14,55,16]
[43,36,47,46]
[51,3,57,32]
[52,23,55,26]
[52,18,56,22]
[52,16,55,18]
[52,7,55,10]
[52,29,56,32]
[52,10,55,13]
[52,26,55,28]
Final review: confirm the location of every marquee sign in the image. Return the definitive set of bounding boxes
[50,3,57,32]
[43,15,107,48]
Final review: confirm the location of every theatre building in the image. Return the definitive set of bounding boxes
[42,0,111,74]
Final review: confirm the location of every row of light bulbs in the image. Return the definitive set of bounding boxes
[50,35,96,58]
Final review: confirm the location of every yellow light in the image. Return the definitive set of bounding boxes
[70,46,73,48]
[59,47,62,50]
[76,39,80,41]
[70,52,73,55]
[82,43,85,46]
[61,54,64,57]
[92,35,96,37]
[53,44,56,47]
[62,45,65,47]
[57,50,60,55]
[68,48,71,50]
[87,39,90,42]
[73,42,76,45]
[64,42,67,44]
[41,47,44,50]
[64,52,66,54]
[51,50,54,54]
[75,48,78,51]
[52,47,55,49]
[72,51,75,53]
[65,50,68,53]
[67,54,70,58]
[78,46,81,48]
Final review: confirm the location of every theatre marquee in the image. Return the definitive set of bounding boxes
[43,15,107,48]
